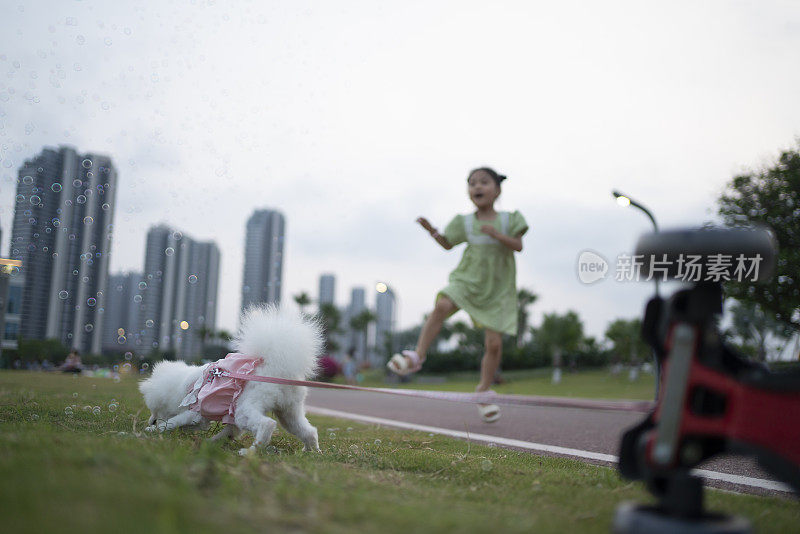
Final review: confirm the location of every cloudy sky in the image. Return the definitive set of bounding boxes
[1,1,799,339]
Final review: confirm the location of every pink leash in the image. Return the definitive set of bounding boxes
[216,369,655,414]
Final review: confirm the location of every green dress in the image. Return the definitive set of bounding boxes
[439,210,528,335]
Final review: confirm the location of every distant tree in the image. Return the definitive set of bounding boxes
[391,323,422,354]
[16,338,69,363]
[531,311,585,373]
[724,299,792,362]
[195,324,214,354]
[516,288,538,347]
[316,303,343,353]
[216,329,233,343]
[349,309,377,362]
[451,320,484,356]
[293,292,312,315]
[604,318,650,365]
[718,142,800,332]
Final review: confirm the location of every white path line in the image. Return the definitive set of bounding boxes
[307,406,793,494]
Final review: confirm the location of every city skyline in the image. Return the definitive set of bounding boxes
[315,272,398,362]
[1,2,799,340]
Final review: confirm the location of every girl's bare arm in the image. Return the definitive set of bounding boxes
[417,217,453,250]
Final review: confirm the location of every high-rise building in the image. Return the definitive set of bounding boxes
[10,146,117,354]
[102,271,142,353]
[375,284,397,364]
[318,273,335,308]
[241,209,285,311]
[137,225,220,360]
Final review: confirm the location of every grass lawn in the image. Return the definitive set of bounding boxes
[1,370,797,533]
[351,367,657,401]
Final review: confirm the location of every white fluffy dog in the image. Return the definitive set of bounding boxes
[138,305,323,454]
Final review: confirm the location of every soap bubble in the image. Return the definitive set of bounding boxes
[188,274,197,284]
[31,414,39,421]
[51,183,62,192]
[164,247,174,256]
[83,216,93,225]
[92,406,101,415]
[84,323,93,332]
[346,427,353,432]
[133,295,142,303]
[108,403,118,412]
[58,290,69,299]
[64,407,73,415]
[72,392,78,398]
[373,439,381,445]
[349,445,359,453]
[82,159,92,168]
[145,319,154,328]
[117,336,126,344]
[138,281,147,290]
[87,297,96,306]
[481,460,493,472]
[141,363,149,370]
[328,432,336,439]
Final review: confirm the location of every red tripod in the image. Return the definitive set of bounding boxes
[615,227,799,533]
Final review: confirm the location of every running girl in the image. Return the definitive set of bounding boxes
[388,167,528,422]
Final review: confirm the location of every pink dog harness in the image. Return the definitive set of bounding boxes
[180,353,262,424]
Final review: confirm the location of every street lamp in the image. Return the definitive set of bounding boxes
[612,190,659,232]
[612,190,662,398]
[613,190,661,297]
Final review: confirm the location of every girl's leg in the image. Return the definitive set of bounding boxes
[414,295,458,361]
[476,329,503,392]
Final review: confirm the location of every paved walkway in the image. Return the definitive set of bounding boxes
[307,388,791,496]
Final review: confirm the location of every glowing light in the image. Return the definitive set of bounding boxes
[376,282,388,293]
[180,321,189,330]
[616,195,631,207]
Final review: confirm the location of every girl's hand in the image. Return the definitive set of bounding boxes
[480,224,499,237]
[417,217,435,233]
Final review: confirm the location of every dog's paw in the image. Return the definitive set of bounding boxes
[238,447,255,457]
[144,425,157,433]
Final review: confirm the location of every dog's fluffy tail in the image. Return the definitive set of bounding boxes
[234,305,323,380]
